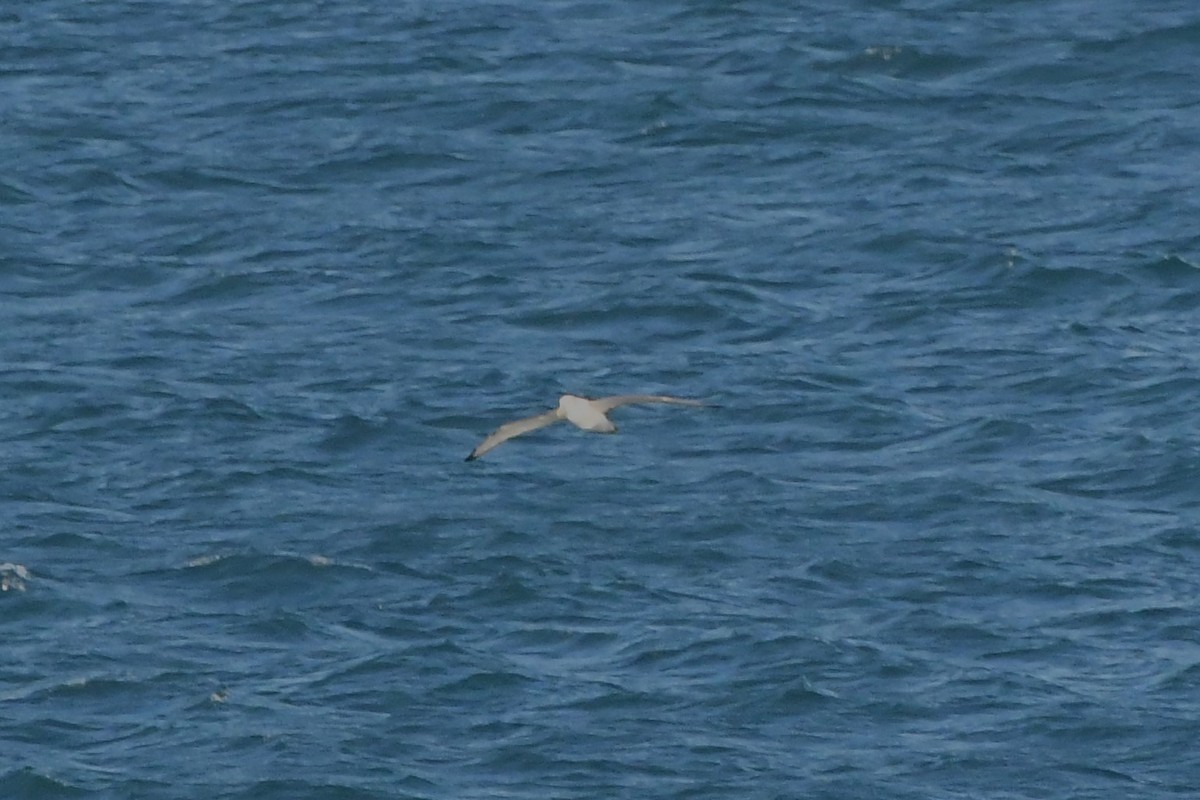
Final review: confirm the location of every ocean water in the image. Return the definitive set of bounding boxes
[3,1,1200,797]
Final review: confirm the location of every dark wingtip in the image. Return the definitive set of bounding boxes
[465,452,477,462]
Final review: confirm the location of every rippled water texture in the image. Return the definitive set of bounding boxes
[4,2,1200,798]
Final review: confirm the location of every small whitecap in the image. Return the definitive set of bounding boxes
[185,554,225,568]
[0,563,31,592]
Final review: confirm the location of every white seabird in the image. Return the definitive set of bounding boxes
[466,393,704,461]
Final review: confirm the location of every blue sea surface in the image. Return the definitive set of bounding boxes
[4,1,1200,798]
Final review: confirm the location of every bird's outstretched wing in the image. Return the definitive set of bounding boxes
[466,409,562,461]
[592,394,705,413]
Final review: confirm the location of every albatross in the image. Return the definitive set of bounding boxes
[466,393,704,461]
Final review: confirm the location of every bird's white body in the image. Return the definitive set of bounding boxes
[466,392,703,460]
[558,394,617,432]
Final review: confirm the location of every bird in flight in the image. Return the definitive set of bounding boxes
[466,393,704,461]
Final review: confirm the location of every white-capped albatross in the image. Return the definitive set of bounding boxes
[466,394,704,461]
